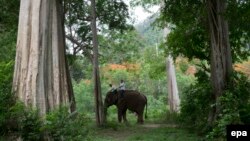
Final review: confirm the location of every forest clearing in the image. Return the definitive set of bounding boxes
[93,123,200,141]
[1,0,250,140]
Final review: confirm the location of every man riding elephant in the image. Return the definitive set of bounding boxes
[118,80,125,98]
[104,89,147,124]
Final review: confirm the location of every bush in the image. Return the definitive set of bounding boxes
[19,108,43,141]
[0,61,16,135]
[73,80,95,116]
[207,74,250,139]
[179,69,213,135]
[43,108,90,141]
[179,81,212,134]
[234,74,250,124]
[147,95,168,120]
[180,71,250,139]
[13,107,90,140]
[0,87,90,140]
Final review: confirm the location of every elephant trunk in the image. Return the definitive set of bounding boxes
[103,103,108,117]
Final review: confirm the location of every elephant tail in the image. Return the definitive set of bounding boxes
[144,96,148,119]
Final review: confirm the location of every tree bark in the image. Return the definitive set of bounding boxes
[166,56,180,113]
[90,0,105,126]
[162,23,180,113]
[206,0,233,122]
[12,0,75,115]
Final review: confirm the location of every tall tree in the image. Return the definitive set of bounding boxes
[90,0,105,126]
[159,0,250,122]
[12,0,75,115]
[160,1,180,113]
[63,0,130,61]
[166,56,180,113]
[206,0,233,122]
[136,0,250,123]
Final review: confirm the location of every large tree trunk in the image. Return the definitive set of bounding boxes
[12,0,75,115]
[166,56,180,113]
[90,0,105,126]
[206,0,233,122]
[162,25,180,113]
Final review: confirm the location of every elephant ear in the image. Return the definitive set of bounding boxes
[112,92,119,104]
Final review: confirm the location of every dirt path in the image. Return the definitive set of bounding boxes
[141,123,177,128]
[95,123,177,141]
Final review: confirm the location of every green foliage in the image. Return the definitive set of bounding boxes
[142,47,165,79]
[158,0,250,62]
[73,80,95,115]
[93,122,202,141]
[180,72,250,139]
[0,0,202,140]
[175,70,195,99]
[96,0,130,30]
[0,61,15,135]
[103,69,138,90]
[0,30,17,137]
[206,92,241,140]
[162,111,180,125]
[64,0,132,58]
[102,120,120,131]
[0,61,14,90]
[157,0,209,61]
[131,1,250,139]
[146,95,167,119]
[0,30,17,61]
[0,0,18,64]
[163,25,209,60]
[135,16,163,47]
[227,0,250,61]
[0,1,18,135]
[19,108,43,141]
[0,92,17,135]
[0,63,90,140]
[69,56,92,82]
[0,0,17,92]
[207,74,250,139]
[0,0,19,32]
[99,29,145,64]
[1,96,91,140]
[43,108,90,141]
[127,127,201,141]
[104,106,120,125]
[179,78,212,134]
[130,0,161,9]
[178,62,189,74]
[229,74,250,125]
[18,107,90,140]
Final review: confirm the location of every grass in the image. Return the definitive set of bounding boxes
[127,126,201,141]
[86,108,203,141]
[0,110,203,141]
[88,120,203,141]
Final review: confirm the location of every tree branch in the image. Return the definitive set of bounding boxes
[65,35,93,62]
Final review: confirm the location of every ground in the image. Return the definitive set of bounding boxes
[91,122,202,141]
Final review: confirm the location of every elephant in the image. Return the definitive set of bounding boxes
[104,90,147,124]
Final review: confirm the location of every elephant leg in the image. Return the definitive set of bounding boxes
[137,113,144,124]
[118,110,122,123]
[122,109,127,123]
